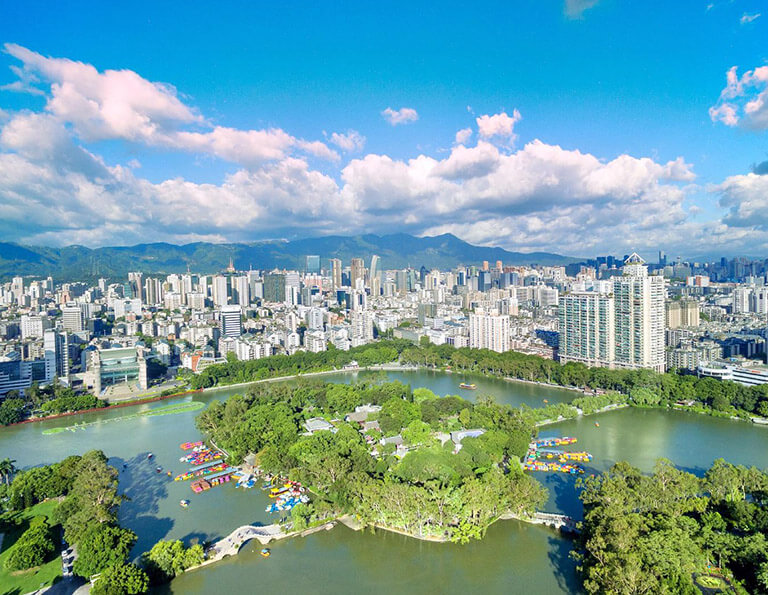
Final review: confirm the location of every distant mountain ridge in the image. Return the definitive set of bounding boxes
[0,233,580,281]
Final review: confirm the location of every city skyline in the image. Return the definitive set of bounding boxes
[1,1,767,256]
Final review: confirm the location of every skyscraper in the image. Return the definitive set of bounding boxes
[305,255,321,275]
[128,272,144,302]
[263,273,286,303]
[558,292,615,367]
[369,255,380,296]
[233,275,250,307]
[220,305,243,338]
[330,258,342,290]
[612,253,666,372]
[350,258,365,289]
[212,275,229,307]
[558,253,665,372]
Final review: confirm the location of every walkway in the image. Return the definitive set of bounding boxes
[530,512,580,533]
[207,524,285,561]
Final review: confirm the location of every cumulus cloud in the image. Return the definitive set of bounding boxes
[476,110,522,144]
[709,65,768,130]
[0,112,347,246]
[740,12,761,24]
[564,0,600,19]
[337,139,700,253]
[716,173,768,229]
[454,127,473,145]
[3,44,762,256]
[2,43,337,167]
[327,130,366,152]
[381,107,419,126]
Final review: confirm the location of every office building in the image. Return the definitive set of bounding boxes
[305,255,321,275]
[61,305,85,333]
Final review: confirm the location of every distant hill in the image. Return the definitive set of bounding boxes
[0,234,580,281]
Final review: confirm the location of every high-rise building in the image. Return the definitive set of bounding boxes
[21,315,48,340]
[305,255,321,275]
[612,253,666,372]
[369,255,380,296]
[61,305,85,333]
[128,272,144,302]
[44,329,69,380]
[350,258,365,290]
[559,253,665,372]
[732,287,751,314]
[558,292,615,367]
[212,275,229,307]
[220,305,243,339]
[665,299,700,329]
[233,276,249,307]
[144,277,163,305]
[330,258,342,291]
[263,273,286,303]
[469,311,510,353]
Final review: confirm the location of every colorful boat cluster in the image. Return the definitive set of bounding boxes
[264,480,309,513]
[523,436,590,475]
[180,441,204,450]
[176,441,234,493]
[174,461,231,482]
[191,474,232,493]
[179,447,223,466]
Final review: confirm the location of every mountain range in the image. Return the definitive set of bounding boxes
[0,234,580,281]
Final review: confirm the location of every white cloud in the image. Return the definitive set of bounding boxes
[381,107,419,126]
[709,65,768,130]
[0,114,347,246]
[740,12,761,24]
[338,139,700,253]
[716,173,768,228]
[2,43,337,167]
[564,0,600,19]
[454,127,472,145]
[476,110,522,143]
[328,130,366,152]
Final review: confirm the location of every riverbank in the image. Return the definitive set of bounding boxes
[536,403,629,427]
[4,389,203,428]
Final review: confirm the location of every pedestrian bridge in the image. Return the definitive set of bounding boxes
[208,524,285,561]
[530,512,579,533]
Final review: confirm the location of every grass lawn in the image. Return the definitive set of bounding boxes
[0,500,62,594]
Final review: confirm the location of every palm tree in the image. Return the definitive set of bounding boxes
[0,458,17,485]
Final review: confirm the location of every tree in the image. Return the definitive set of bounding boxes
[0,398,26,425]
[4,517,56,570]
[91,563,149,595]
[56,450,122,544]
[0,457,17,485]
[73,524,137,578]
[143,539,204,583]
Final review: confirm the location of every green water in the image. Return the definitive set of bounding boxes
[1,369,766,594]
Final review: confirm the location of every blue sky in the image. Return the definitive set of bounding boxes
[0,0,767,258]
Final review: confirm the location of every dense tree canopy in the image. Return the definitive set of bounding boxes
[576,459,768,594]
[196,378,544,541]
